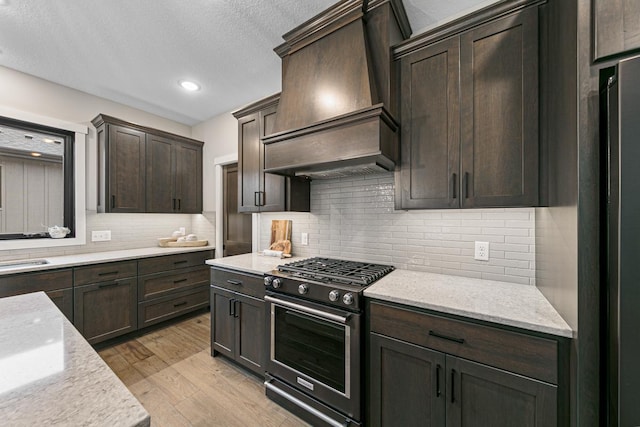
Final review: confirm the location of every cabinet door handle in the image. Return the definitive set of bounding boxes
[174,260,188,265]
[436,364,442,397]
[98,281,119,289]
[229,298,235,316]
[234,300,240,318]
[452,173,457,199]
[178,198,181,211]
[173,278,188,284]
[260,191,265,207]
[463,172,469,199]
[98,271,119,277]
[451,369,456,403]
[429,330,465,344]
[111,195,116,209]
[226,279,242,286]
[254,191,260,207]
[173,301,188,308]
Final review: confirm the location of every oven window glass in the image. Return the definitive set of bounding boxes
[274,306,346,393]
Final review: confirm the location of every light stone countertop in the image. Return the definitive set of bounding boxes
[205,253,572,338]
[0,292,150,426]
[205,252,308,275]
[364,269,573,338]
[0,245,215,276]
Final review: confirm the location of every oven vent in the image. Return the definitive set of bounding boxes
[262,0,412,178]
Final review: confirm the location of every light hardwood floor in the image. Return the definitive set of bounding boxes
[98,312,309,427]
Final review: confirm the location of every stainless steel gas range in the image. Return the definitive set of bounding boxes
[263,257,394,427]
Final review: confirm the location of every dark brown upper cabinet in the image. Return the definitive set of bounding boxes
[233,94,309,214]
[92,114,203,213]
[100,123,146,213]
[593,0,640,61]
[397,37,461,209]
[146,133,203,213]
[395,1,541,209]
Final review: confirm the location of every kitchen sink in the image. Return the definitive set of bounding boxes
[0,259,49,270]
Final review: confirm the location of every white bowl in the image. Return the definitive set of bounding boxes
[48,226,70,239]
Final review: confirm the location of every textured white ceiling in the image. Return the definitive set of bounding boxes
[0,0,496,126]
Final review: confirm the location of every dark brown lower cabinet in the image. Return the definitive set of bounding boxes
[46,287,74,320]
[369,333,446,426]
[368,300,565,427]
[0,269,74,321]
[74,278,137,344]
[369,332,557,427]
[210,285,265,377]
[447,356,556,427]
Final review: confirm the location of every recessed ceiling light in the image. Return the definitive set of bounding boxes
[179,80,200,92]
[30,152,42,157]
[43,138,54,143]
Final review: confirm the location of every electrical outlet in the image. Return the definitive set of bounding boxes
[301,232,309,246]
[179,227,186,236]
[92,230,111,242]
[474,241,489,261]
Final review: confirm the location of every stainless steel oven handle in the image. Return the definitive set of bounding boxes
[265,295,349,324]
[265,379,348,427]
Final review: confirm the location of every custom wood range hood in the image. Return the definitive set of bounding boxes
[262,0,411,179]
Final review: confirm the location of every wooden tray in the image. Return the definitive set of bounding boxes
[158,238,208,247]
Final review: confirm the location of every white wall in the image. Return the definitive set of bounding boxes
[0,66,192,137]
[191,111,238,212]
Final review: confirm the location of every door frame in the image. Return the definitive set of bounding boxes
[214,154,259,258]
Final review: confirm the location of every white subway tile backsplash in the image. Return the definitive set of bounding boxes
[260,173,535,285]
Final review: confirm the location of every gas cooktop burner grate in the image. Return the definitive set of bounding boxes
[277,257,394,286]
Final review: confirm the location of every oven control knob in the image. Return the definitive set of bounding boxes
[272,278,283,289]
[329,290,340,302]
[342,293,354,305]
[264,276,273,287]
[298,284,309,295]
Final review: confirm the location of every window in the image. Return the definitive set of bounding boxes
[0,108,87,249]
[0,116,75,239]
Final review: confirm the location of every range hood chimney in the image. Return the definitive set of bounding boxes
[262,0,411,179]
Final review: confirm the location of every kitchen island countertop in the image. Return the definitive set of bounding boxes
[0,292,149,426]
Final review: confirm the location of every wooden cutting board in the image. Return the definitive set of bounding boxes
[269,220,292,254]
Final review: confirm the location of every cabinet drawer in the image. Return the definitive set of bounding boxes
[138,286,209,328]
[369,301,558,384]
[210,268,264,299]
[74,261,137,286]
[138,266,209,301]
[0,269,73,297]
[138,250,213,275]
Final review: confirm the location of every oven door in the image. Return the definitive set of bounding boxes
[265,292,361,419]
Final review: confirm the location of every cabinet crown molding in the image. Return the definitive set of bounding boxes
[393,0,545,59]
[91,114,203,146]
